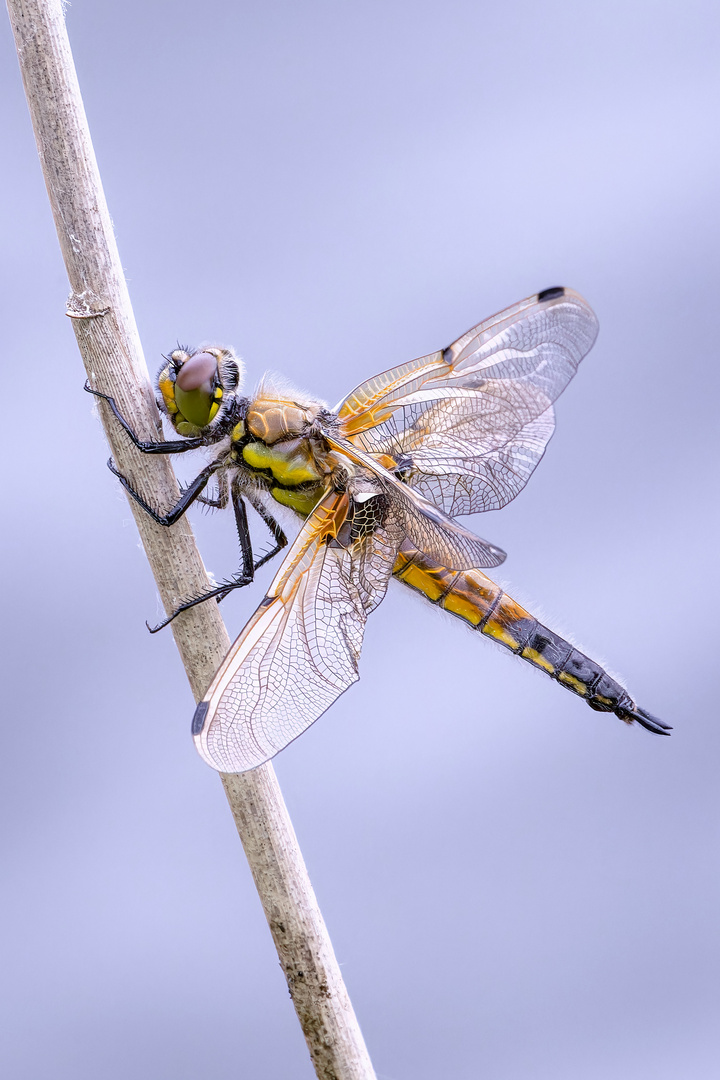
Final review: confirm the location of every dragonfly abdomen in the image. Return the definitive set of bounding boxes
[392,541,668,734]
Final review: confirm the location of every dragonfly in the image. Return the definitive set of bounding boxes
[87,286,670,773]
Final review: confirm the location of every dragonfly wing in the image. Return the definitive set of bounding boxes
[337,288,598,515]
[193,482,403,773]
[401,401,556,515]
[388,478,507,568]
[325,433,506,570]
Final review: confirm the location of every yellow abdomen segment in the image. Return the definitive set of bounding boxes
[392,540,630,714]
[392,543,512,644]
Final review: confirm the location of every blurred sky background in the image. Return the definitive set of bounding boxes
[2,1,719,1077]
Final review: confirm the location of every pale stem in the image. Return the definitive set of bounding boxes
[6,1,376,1075]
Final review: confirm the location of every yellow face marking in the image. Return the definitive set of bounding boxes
[176,420,201,436]
[158,376,179,414]
[231,420,246,442]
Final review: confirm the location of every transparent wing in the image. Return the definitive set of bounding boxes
[336,288,598,515]
[325,432,506,570]
[394,400,556,515]
[193,482,404,773]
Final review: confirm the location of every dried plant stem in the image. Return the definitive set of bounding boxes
[7,1,375,1075]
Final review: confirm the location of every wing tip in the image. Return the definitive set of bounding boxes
[537,286,566,302]
[536,284,599,346]
[489,545,507,568]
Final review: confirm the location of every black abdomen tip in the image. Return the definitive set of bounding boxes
[192,699,210,735]
[537,286,565,302]
[630,706,672,736]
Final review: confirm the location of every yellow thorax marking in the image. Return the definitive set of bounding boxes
[242,439,322,487]
[272,486,324,517]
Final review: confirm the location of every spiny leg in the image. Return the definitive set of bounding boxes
[146,578,253,633]
[85,381,205,454]
[244,489,288,571]
[196,472,230,510]
[107,457,224,526]
[232,477,255,579]
[147,482,287,632]
[90,381,280,630]
[147,494,254,632]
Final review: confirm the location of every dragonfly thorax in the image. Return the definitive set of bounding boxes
[245,397,323,444]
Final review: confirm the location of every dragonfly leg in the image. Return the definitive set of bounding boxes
[147,491,254,631]
[232,478,255,579]
[108,457,223,526]
[85,381,205,453]
[146,577,254,633]
[244,489,288,570]
[196,479,229,509]
[195,471,230,510]
[147,482,287,632]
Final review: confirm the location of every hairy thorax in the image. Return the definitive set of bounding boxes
[235,394,334,516]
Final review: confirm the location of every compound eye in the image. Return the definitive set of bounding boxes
[176,351,218,391]
[173,351,221,429]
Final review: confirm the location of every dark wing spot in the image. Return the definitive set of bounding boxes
[537,286,565,302]
[192,699,210,735]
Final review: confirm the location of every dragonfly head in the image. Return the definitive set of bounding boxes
[156,346,244,436]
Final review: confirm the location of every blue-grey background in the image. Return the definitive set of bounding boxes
[2,2,718,1077]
